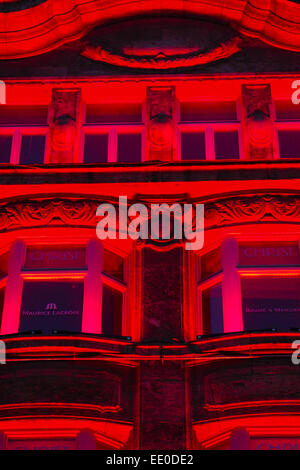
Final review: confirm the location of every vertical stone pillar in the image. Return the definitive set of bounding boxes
[146,87,177,161]
[46,88,82,164]
[1,240,26,335]
[221,237,243,333]
[140,361,186,450]
[142,247,183,341]
[82,239,104,334]
[241,84,274,160]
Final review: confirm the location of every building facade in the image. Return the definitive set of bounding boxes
[0,0,300,450]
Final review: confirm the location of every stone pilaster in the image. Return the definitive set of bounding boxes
[241,84,274,160]
[146,87,177,161]
[46,88,82,164]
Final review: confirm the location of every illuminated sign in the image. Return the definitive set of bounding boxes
[24,247,86,270]
[19,281,83,333]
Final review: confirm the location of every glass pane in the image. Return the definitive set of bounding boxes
[239,243,300,266]
[181,101,237,122]
[214,131,239,160]
[181,132,206,160]
[0,135,12,163]
[278,130,300,158]
[276,100,300,121]
[104,250,124,281]
[0,106,48,125]
[84,134,108,163]
[19,135,45,164]
[117,134,141,162]
[242,277,300,331]
[86,104,142,123]
[201,248,222,280]
[19,281,83,334]
[101,285,123,337]
[202,283,223,335]
[24,247,86,270]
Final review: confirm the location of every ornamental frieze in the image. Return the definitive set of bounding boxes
[0,195,299,243]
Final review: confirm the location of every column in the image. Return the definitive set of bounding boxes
[82,239,104,334]
[221,237,243,333]
[1,240,26,335]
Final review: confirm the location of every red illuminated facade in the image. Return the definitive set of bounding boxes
[0,0,300,451]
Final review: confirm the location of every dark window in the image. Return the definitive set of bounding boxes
[104,250,124,281]
[278,130,300,158]
[86,104,142,123]
[117,134,141,162]
[202,283,223,335]
[83,134,108,163]
[181,132,206,160]
[239,243,300,267]
[101,285,123,337]
[214,131,239,160]
[0,106,48,125]
[0,135,12,163]
[275,100,300,121]
[19,281,84,334]
[181,101,237,122]
[19,135,45,164]
[242,277,300,331]
[201,248,222,280]
[24,247,86,270]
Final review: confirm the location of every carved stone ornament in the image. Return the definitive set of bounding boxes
[81,36,244,70]
[1,195,300,249]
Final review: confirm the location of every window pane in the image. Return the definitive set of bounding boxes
[19,135,45,164]
[104,250,124,281]
[117,134,141,162]
[278,130,300,158]
[242,277,300,331]
[215,131,239,160]
[0,106,48,125]
[275,100,300,121]
[84,134,108,163]
[0,135,12,163]
[181,132,206,160]
[101,285,123,337]
[201,248,221,280]
[86,104,142,123]
[239,243,300,267]
[24,247,86,270]
[202,283,223,335]
[19,281,83,334]
[181,102,237,122]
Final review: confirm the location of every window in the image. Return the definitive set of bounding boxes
[198,241,300,336]
[102,249,126,337]
[239,242,300,331]
[0,106,48,164]
[0,243,128,338]
[180,101,241,161]
[198,247,223,335]
[19,246,86,334]
[275,100,300,158]
[82,103,143,163]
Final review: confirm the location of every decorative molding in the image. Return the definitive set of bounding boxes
[81,37,244,70]
[0,0,300,59]
[0,195,300,244]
